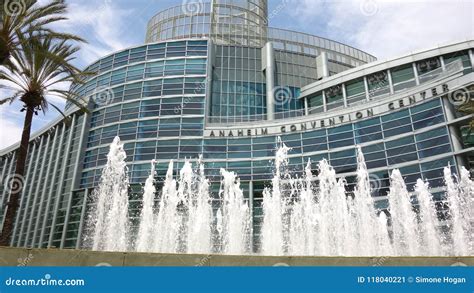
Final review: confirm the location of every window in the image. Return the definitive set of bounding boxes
[123,82,142,100]
[367,71,390,99]
[330,149,356,173]
[140,99,160,118]
[385,136,418,165]
[416,127,451,159]
[143,79,162,97]
[159,118,181,137]
[354,117,382,143]
[345,78,366,105]
[162,78,184,95]
[185,58,207,75]
[391,64,415,92]
[308,92,324,114]
[328,125,354,148]
[382,109,412,138]
[325,85,344,111]
[137,120,158,139]
[126,64,144,81]
[145,61,164,78]
[411,99,444,130]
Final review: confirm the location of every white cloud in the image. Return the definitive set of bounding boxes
[0,108,22,150]
[55,1,138,64]
[0,1,138,151]
[288,0,473,60]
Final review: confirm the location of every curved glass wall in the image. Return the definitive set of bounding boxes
[145,2,376,66]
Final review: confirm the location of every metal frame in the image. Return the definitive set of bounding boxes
[10,142,37,246]
[31,126,60,247]
[17,137,43,246]
[24,134,51,247]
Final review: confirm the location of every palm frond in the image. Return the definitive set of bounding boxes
[1,0,84,66]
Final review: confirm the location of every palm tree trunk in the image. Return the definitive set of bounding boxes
[0,105,34,246]
[0,42,9,66]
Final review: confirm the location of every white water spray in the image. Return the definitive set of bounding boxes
[88,137,473,257]
[87,137,130,252]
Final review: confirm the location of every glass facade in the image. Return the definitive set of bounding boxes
[0,0,472,251]
[145,1,376,66]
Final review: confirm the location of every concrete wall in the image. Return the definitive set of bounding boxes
[1,247,472,267]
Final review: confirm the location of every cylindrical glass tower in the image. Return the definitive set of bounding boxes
[146,0,269,47]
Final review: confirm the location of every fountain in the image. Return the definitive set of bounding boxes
[84,137,130,252]
[85,136,473,257]
[136,160,157,252]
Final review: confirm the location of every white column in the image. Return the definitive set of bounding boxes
[342,84,348,107]
[61,113,88,249]
[31,126,59,247]
[25,135,50,247]
[363,76,370,101]
[39,124,65,246]
[263,42,275,120]
[440,56,446,71]
[18,137,44,246]
[0,153,16,231]
[387,69,394,94]
[469,49,474,70]
[412,62,420,85]
[442,97,467,171]
[11,142,37,246]
[322,91,327,112]
[48,116,76,247]
[204,40,214,126]
[0,156,8,191]
[304,98,309,116]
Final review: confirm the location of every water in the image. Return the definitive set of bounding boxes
[84,137,130,252]
[136,160,156,252]
[86,136,473,256]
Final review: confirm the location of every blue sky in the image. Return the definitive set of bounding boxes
[0,0,473,149]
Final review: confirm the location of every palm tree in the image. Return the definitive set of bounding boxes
[0,33,89,246]
[1,0,84,66]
